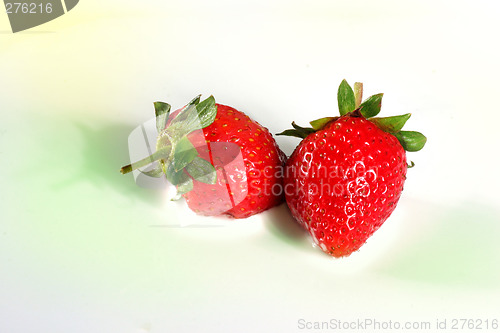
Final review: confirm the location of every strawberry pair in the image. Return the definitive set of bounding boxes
[121,80,426,257]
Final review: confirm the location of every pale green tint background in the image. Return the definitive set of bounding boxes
[1,1,499,332]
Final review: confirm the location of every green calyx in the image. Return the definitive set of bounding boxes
[120,95,218,199]
[277,79,427,153]
[277,121,316,139]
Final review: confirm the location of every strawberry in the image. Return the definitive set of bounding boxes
[121,95,286,218]
[278,80,426,257]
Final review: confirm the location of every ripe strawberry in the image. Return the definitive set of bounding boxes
[278,81,426,257]
[121,95,286,218]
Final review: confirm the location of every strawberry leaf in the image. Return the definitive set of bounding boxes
[154,101,171,132]
[359,93,383,118]
[169,95,216,137]
[277,122,316,138]
[309,117,337,131]
[171,177,193,201]
[195,95,217,129]
[139,164,164,178]
[169,95,201,127]
[338,79,355,115]
[394,131,427,152]
[172,136,198,171]
[186,156,217,184]
[165,163,190,185]
[276,129,307,139]
[369,113,411,133]
[292,122,315,137]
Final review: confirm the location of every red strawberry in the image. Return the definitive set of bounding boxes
[278,81,426,257]
[121,96,286,218]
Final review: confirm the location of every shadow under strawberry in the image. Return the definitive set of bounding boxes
[53,121,165,207]
[262,203,311,247]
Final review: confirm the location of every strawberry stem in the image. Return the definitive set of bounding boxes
[120,146,171,175]
[354,82,363,108]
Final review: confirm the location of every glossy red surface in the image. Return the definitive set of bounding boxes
[285,115,407,257]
